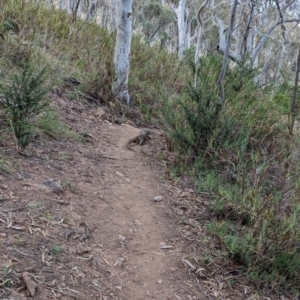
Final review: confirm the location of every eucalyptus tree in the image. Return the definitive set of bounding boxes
[290,45,300,133]
[193,0,210,65]
[85,0,98,21]
[102,0,118,30]
[113,0,133,104]
[67,0,74,14]
[163,0,300,82]
[162,0,213,58]
[109,0,118,31]
[217,0,238,103]
[46,0,300,85]
[135,2,174,48]
[58,0,66,10]
[212,0,300,76]
[171,0,187,58]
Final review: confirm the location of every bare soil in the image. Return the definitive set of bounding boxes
[0,97,207,300]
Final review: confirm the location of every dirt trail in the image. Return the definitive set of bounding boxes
[78,122,204,300]
[0,100,206,300]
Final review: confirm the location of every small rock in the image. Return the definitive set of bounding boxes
[116,171,124,177]
[133,278,141,284]
[104,120,113,125]
[92,279,101,288]
[154,195,163,202]
[0,194,9,201]
[98,194,105,200]
[125,120,136,127]
[157,279,163,284]
[95,107,106,118]
[18,172,31,180]
[118,235,126,241]
[114,257,125,266]
[114,117,123,124]
[134,219,143,225]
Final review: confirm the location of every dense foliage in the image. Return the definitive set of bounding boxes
[163,55,300,295]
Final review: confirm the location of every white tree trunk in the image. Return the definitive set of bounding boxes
[59,0,66,10]
[251,0,298,65]
[86,0,97,21]
[97,0,117,30]
[110,0,118,31]
[194,0,209,66]
[68,0,74,14]
[218,0,238,103]
[113,0,133,104]
[101,1,108,27]
[234,0,244,57]
[77,0,83,18]
[215,18,241,63]
[172,0,186,59]
[275,44,286,81]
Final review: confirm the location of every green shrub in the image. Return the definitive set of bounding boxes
[212,201,300,290]
[37,109,80,141]
[0,18,18,38]
[162,56,222,158]
[164,55,300,294]
[0,64,51,150]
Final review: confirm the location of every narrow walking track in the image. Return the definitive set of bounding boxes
[83,123,206,299]
[0,100,205,300]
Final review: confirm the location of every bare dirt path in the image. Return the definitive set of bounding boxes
[88,123,200,300]
[0,100,206,300]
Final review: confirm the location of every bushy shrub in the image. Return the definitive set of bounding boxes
[0,18,18,38]
[0,64,50,150]
[163,55,300,294]
[163,56,222,158]
[37,109,80,141]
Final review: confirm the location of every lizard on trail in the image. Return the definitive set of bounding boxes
[126,129,152,151]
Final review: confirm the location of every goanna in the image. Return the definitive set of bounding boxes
[126,129,152,151]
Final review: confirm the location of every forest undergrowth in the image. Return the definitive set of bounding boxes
[0,0,300,298]
[163,55,300,297]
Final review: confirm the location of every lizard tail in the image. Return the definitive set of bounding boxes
[126,140,135,151]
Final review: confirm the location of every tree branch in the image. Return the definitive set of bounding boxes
[252,18,300,63]
[290,45,300,134]
[217,0,238,104]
